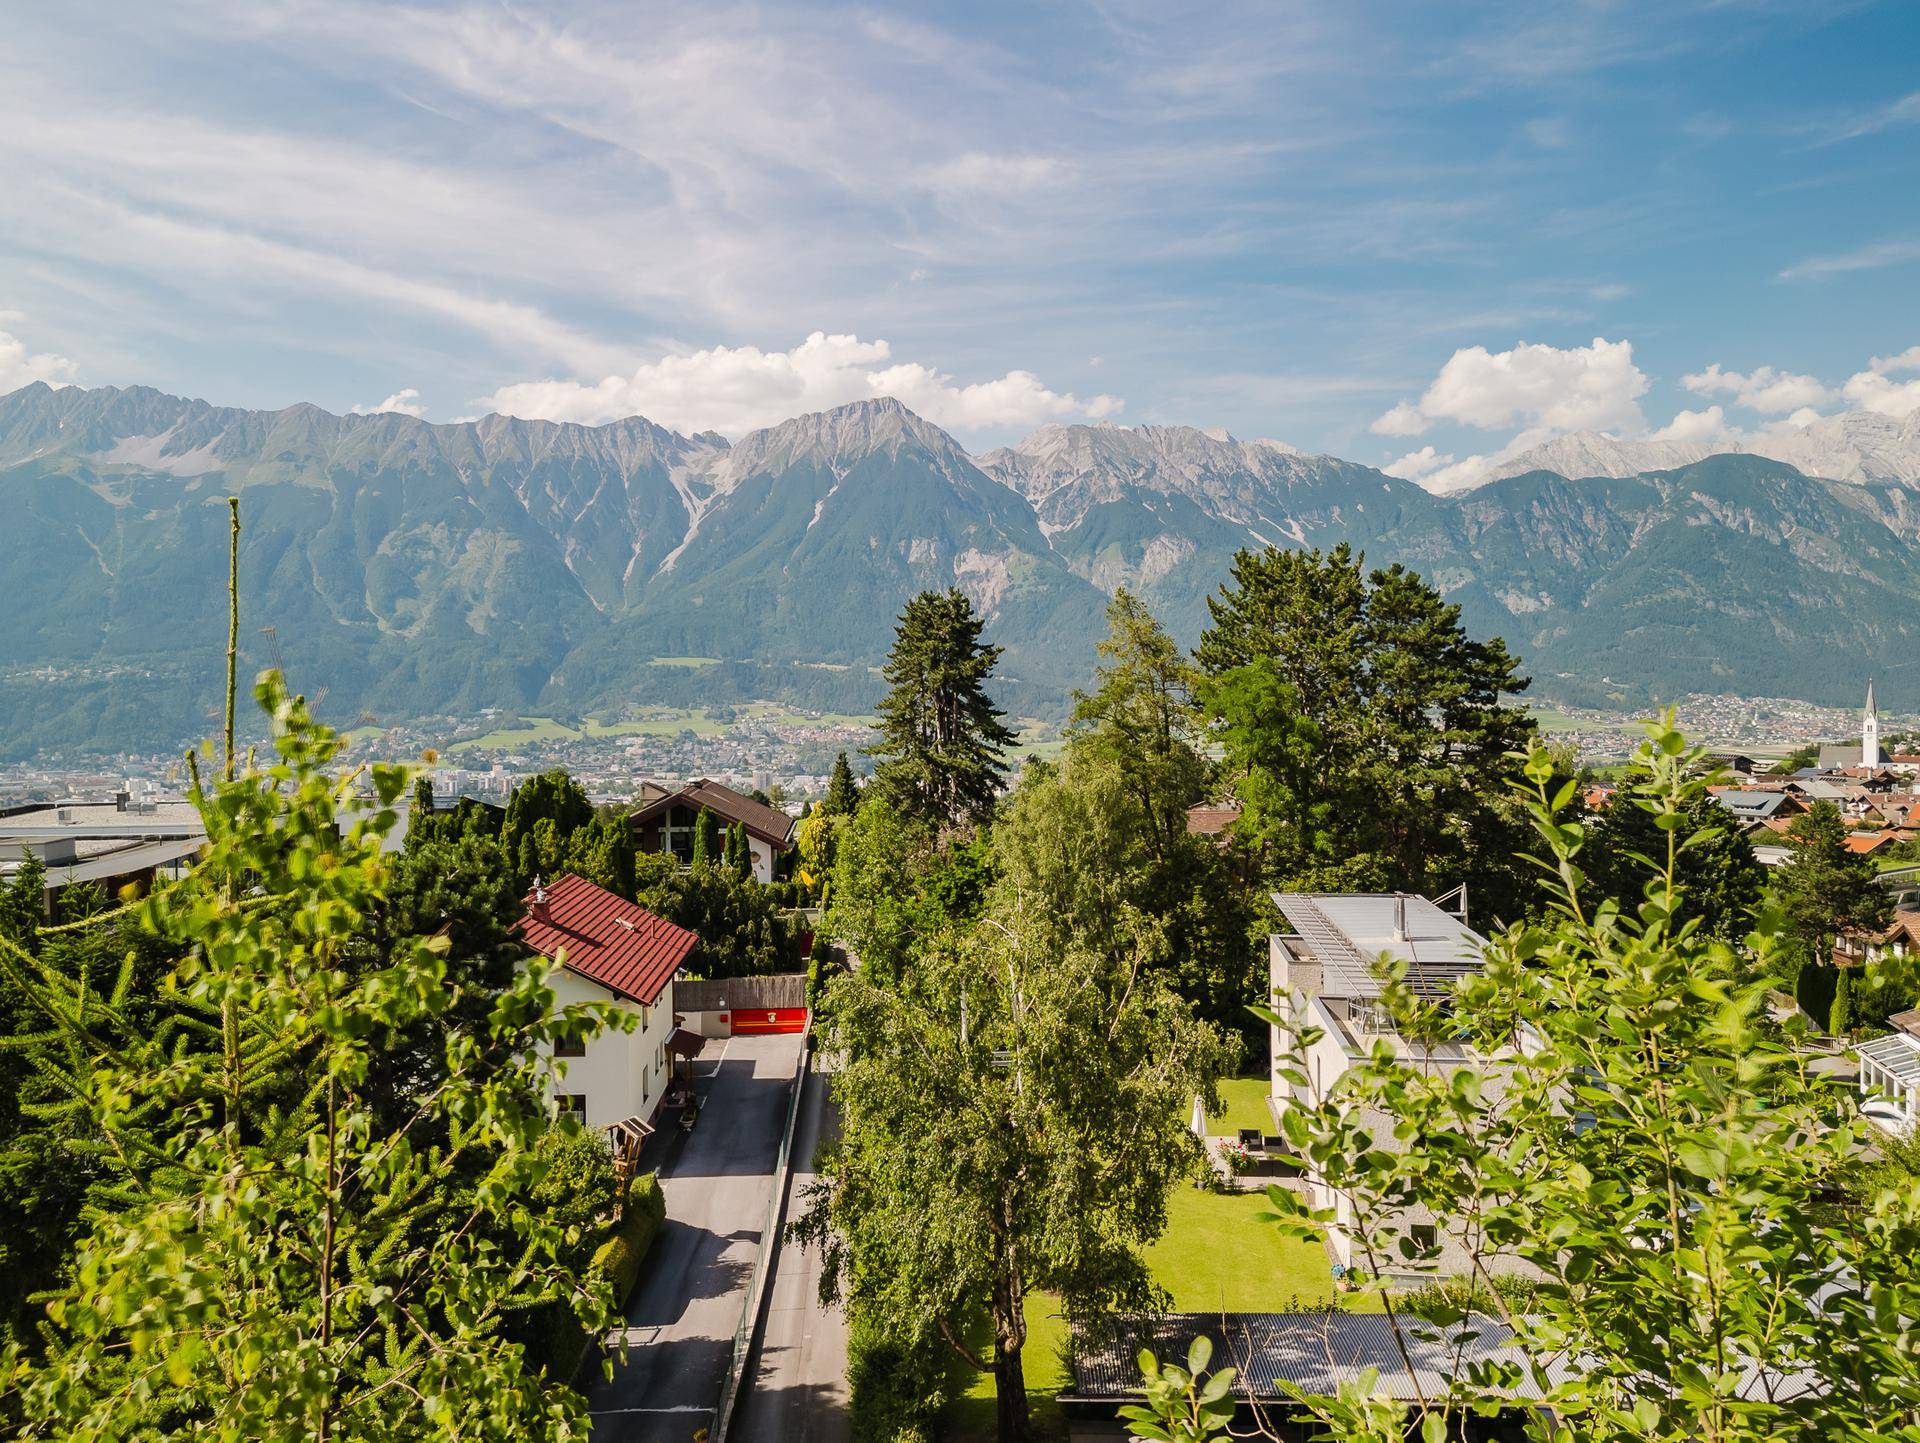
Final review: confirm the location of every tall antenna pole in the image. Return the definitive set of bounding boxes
[225,496,240,781]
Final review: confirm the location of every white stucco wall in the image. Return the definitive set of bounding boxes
[748,834,776,884]
[537,966,680,1129]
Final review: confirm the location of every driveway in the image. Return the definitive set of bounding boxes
[589,1029,805,1443]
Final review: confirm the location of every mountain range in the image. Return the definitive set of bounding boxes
[5,379,1920,758]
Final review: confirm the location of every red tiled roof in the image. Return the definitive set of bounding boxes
[1185,803,1241,836]
[515,873,697,1006]
[630,778,796,849]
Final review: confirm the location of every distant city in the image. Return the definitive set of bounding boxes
[0,688,1902,810]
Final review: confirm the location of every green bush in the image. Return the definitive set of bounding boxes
[1397,1273,1541,1321]
[846,1312,949,1443]
[592,1172,668,1310]
[510,1170,667,1383]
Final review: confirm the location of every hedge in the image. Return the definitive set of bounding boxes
[593,1171,667,1310]
[516,1171,668,1384]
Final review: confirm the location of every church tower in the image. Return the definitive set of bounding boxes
[1864,679,1881,768]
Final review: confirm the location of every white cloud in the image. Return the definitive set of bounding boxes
[1870,346,1920,375]
[1681,363,1834,414]
[921,152,1069,197]
[1415,453,1496,495]
[479,331,1123,437]
[1779,239,1920,282]
[1830,345,1920,417]
[1370,400,1429,437]
[1380,445,1454,480]
[351,388,427,418]
[0,325,79,392]
[1649,404,1736,445]
[1372,337,1648,438]
[1842,371,1920,418]
[1524,116,1571,149]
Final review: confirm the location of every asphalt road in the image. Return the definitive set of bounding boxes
[731,1068,850,1443]
[589,1030,805,1443]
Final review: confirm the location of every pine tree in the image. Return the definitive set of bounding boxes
[823,752,860,816]
[868,589,1016,831]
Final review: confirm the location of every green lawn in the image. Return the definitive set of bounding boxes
[647,654,723,668]
[943,1187,1348,1440]
[1203,1076,1274,1138]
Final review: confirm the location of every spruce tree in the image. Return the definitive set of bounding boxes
[868,589,1015,831]
[823,752,860,816]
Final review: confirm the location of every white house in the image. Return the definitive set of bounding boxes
[1855,1011,1920,1134]
[1267,891,1529,1280]
[515,873,705,1146]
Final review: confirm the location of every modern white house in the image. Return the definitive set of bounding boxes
[515,873,705,1152]
[0,789,205,907]
[1267,890,1526,1279]
[1855,1011,1920,1134]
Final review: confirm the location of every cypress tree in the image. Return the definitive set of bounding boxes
[867,589,1015,831]
[692,808,720,869]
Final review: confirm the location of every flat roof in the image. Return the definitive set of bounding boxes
[1275,893,1487,999]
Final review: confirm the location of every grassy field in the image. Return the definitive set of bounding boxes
[943,1186,1349,1440]
[646,655,723,668]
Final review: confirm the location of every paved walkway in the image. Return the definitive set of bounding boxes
[589,1030,805,1443]
[731,1071,850,1443]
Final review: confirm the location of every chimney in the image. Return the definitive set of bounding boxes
[114,788,129,812]
[529,876,550,924]
[1392,892,1408,943]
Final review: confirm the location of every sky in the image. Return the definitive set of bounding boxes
[2,0,1918,482]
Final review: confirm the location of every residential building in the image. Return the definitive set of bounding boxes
[629,777,795,883]
[1855,1010,1920,1135]
[0,787,205,907]
[515,874,704,1143]
[1267,891,1522,1279]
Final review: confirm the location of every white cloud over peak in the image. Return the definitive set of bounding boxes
[1649,404,1735,445]
[1681,363,1832,413]
[479,331,1123,437]
[1380,445,1454,480]
[1371,337,1647,439]
[351,388,427,418]
[0,324,79,392]
[1824,344,1920,417]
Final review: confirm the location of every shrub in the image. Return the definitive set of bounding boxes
[1396,1273,1542,1321]
[592,1172,668,1310]
[846,1312,948,1443]
[530,1128,621,1251]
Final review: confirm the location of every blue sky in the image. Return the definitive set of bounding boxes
[2,0,1917,481]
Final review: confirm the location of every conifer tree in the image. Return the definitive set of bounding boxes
[867,589,1015,831]
[823,752,860,816]
[691,808,719,868]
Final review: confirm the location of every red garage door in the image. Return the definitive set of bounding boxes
[728,1007,809,1035]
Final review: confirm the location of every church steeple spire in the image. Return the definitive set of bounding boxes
[1864,678,1881,768]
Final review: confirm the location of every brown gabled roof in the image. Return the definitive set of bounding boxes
[516,873,697,1006]
[629,778,796,850]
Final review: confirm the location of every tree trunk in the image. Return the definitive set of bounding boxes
[993,1339,1029,1443]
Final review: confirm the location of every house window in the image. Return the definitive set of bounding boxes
[660,805,702,865]
[554,1033,585,1059]
[558,1094,588,1122]
[1410,1223,1439,1254]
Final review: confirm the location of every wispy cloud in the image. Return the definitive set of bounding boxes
[1778,238,1920,282]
